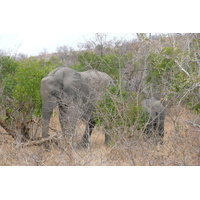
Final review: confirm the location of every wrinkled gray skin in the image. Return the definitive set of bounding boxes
[141,98,166,140]
[40,67,113,147]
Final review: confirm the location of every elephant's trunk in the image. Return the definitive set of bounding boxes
[41,101,57,138]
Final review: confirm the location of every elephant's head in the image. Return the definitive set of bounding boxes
[141,98,166,138]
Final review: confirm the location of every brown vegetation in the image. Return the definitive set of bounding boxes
[0,106,199,166]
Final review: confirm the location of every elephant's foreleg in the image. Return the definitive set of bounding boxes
[153,115,165,138]
[81,119,95,148]
[157,121,165,138]
[105,132,111,145]
[58,103,78,137]
[58,104,68,135]
[144,122,153,137]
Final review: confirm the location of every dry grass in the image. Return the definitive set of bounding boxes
[0,106,199,166]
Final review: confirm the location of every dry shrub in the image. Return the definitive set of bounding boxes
[0,106,199,166]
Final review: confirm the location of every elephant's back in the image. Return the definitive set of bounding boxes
[141,98,165,118]
[41,67,83,95]
[48,67,76,79]
[80,69,113,90]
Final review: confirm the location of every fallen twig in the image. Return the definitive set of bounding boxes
[26,119,62,134]
[26,119,41,126]
[185,120,200,129]
[21,134,58,147]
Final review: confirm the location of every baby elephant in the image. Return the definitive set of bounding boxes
[141,98,166,140]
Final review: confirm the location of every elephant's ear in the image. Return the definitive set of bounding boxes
[41,76,61,101]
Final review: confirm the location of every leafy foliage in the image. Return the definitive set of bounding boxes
[0,56,20,96]
[147,47,177,88]
[12,58,57,116]
[95,85,149,132]
[146,46,200,113]
[77,52,126,79]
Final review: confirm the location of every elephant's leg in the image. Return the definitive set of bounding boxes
[105,132,111,145]
[58,104,69,135]
[144,122,153,137]
[153,115,164,138]
[157,121,165,138]
[150,116,164,144]
[81,118,95,148]
[58,104,77,135]
[153,121,164,145]
[58,103,79,146]
[143,120,156,143]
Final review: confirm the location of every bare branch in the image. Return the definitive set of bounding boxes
[173,59,190,77]
[185,120,200,129]
[0,120,17,138]
[21,134,57,147]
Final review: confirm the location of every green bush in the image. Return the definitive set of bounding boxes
[146,46,200,113]
[13,58,56,116]
[146,47,176,87]
[0,56,20,96]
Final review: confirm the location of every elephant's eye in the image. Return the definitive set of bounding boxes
[51,90,60,97]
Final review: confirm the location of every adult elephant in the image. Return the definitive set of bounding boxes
[141,97,166,141]
[40,66,113,147]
